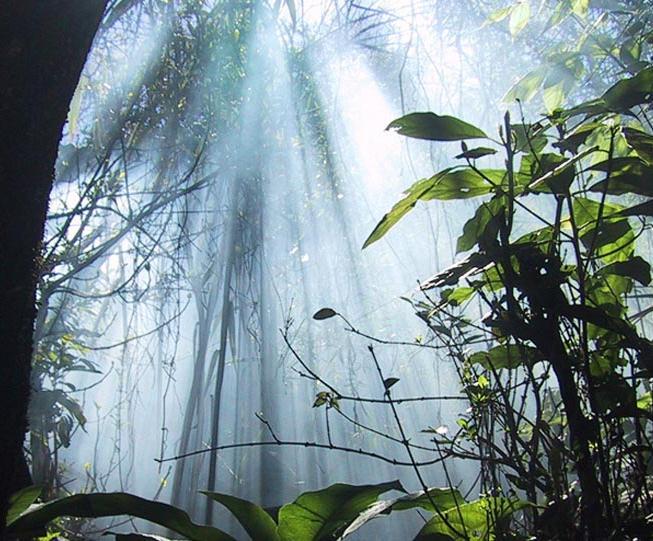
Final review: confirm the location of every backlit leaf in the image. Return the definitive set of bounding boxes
[456,198,504,253]
[588,157,653,197]
[622,127,653,165]
[618,200,653,218]
[363,169,500,248]
[338,488,464,540]
[509,1,530,37]
[487,6,512,23]
[6,486,42,527]
[414,497,530,540]
[637,392,653,410]
[386,113,487,141]
[7,493,235,541]
[467,345,543,370]
[602,67,653,111]
[543,81,566,113]
[277,481,404,541]
[202,492,280,541]
[362,177,436,248]
[511,123,547,153]
[571,0,589,17]
[504,70,546,103]
[442,287,476,306]
[421,169,501,200]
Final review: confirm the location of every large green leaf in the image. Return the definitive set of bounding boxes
[603,66,653,111]
[456,198,504,253]
[549,97,609,122]
[598,257,651,286]
[414,497,530,541]
[524,152,575,194]
[528,147,595,192]
[580,219,634,263]
[580,219,631,250]
[572,197,625,227]
[511,123,547,153]
[509,1,530,36]
[7,493,235,541]
[622,126,653,165]
[588,157,653,197]
[390,488,465,514]
[514,224,555,249]
[338,488,464,540]
[503,69,546,103]
[363,169,500,248]
[277,481,403,541]
[543,81,566,113]
[421,169,501,200]
[556,68,653,119]
[334,501,397,541]
[6,486,42,527]
[554,122,603,154]
[618,200,653,218]
[587,272,631,315]
[386,113,487,141]
[441,287,477,307]
[467,344,543,370]
[202,492,279,541]
[362,177,435,248]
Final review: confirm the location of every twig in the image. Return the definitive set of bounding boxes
[155,440,447,467]
[368,345,466,538]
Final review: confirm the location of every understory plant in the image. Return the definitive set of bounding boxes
[6,480,524,540]
[360,64,653,539]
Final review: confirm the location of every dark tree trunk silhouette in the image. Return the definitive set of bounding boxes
[0,1,105,536]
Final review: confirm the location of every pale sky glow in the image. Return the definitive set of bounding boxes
[318,51,404,197]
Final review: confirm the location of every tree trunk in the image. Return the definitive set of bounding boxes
[0,1,105,536]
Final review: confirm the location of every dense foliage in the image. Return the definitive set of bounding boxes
[362,64,653,537]
[355,3,653,537]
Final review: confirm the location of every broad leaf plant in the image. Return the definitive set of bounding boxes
[363,65,653,539]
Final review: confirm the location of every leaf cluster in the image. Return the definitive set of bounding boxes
[6,481,527,541]
[364,59,653,538]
